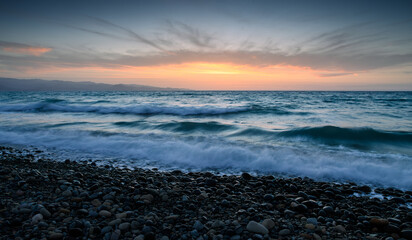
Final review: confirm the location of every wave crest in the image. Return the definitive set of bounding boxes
[0,102,249,116]
[0,102,311,116]
[279,126,412,144]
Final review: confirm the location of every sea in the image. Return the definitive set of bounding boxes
[0,91,411,189]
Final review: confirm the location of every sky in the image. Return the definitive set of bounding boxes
[0,0,411,90]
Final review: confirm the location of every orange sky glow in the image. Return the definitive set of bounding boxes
[18,62,372,90]
[3,47,52,56]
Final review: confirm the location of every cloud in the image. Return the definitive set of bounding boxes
[1,18,412,74]
[0,41,51,56]
[61,17,168,53]
[2,48,412,74]
[317,72,354,77]
[163,20,215,48]
[88,17,168,52]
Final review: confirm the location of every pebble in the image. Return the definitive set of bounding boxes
[39,207,51,218]
[119,222,131,231]
[313,233,321,240]
[305,223,316,230]
[322,206,334,215]
[335,225,346,233]
[141,194,154,203]
[111,229,121,240]
[38,221,48,229]
[91,199,102,207]
[109,219,122,226]
[261,219,275,230]
[99,210,112,217]
[61,190,72,197]
[246,221,269,234]
[212,220,225,228]
[31,213,43,224]
[116,212,128,219]
[193,220,204,230]
[263,194,274,201]
[49,232,63,240]
[307,218,318,225]
[241,172,252,180]
[370,218,389,227]
[134,235,144,240]
[279,229,291,236]
[101,226,112,235]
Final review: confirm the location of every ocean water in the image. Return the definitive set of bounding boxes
[0,91,411,189]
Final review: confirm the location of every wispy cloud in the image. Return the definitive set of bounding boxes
[88,17,168,52]
[2,17,412,74]
[60,17,168,53]
[2,48,412,74]
[317,72,354,77]
[163,20,215,48]
[0,41,51,56]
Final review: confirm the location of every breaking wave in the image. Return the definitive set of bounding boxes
[0,128,411,189]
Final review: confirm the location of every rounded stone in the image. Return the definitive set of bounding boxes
[246,221,269,234]
[39,208,51,218]
[307,218,318,226]
[279,229,290,236]
[370,218,389,228]
[335,225,346,233]
[49,232,63,240]
[193,220,204,231]
[305,223,316,230]
[99,210,112,217]
[261,219,275,230]
[109,219,122,226]
[31,213,43,224]
[263,194,274,201]
[119,222,131,231]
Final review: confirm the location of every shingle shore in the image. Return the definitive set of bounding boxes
[0,146,411,240]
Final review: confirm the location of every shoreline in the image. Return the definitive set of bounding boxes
[0,145,411,240]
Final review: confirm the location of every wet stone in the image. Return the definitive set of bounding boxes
[99,210,112,217]
[261,219,275,230]
[246,221,269,235]
[279,229,291,236]
[119,222,130,231]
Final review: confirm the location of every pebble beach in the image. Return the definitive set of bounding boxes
[1,145,411,240]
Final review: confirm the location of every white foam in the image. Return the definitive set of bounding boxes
[0,128,411,190]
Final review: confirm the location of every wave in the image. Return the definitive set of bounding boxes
[0,101,310,116]
[0,102,250,116]
[279,126,412,145]
[0,128,411,189]
[44,98,65,103]
[247,104,309,115]
[114,121,235,133]
[46,122,89,128]
[227,126,412,151]
[229,128,276,137]
[155,121,235,132]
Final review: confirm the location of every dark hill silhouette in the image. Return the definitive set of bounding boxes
[0,77,188,91]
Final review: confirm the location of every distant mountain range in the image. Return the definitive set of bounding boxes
[0,78,188,91]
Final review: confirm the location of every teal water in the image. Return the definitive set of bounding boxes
[0,91,411,189]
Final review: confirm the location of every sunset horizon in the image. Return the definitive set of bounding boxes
[1,0,411,90]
